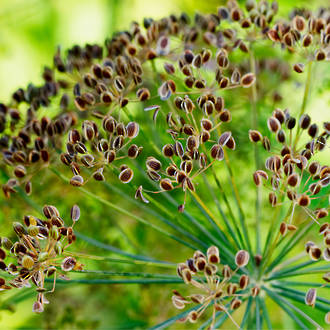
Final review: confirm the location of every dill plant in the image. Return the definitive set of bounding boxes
[0,0,329,328]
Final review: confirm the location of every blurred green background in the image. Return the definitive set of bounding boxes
[0,0,329,329]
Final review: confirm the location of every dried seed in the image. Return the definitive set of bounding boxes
[126,122,139,138]
[280,222,287,236]
[160,178,174,191]
[249,130,263,142]
[207,246,220,264]
[70,175,84,187]
[210,144,224,161]
[235,250,249,267]
[230,298,242,310]
[135,186,149,203]
[239,274,249,289]
[119,168,134,183]
[241,73,256,88]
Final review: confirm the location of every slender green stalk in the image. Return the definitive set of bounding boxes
[240,297,253,329]
[259,298,272,330]
[249,44,262,256]
[263,287,308,330]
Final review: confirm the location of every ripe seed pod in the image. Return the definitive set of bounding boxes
[239,274,249,289]
[207,246,220,264]
[230,298,242,310]
[160,178,174,191]
[70,175,84,187]
[235,250,249,268]
[222,265,231,279]
[210,144,224,160]
[293,63,304,73]
[241,73,256,88]
[119,168,134,183]
[309,246,321,260]
[267,117,281,133]
[249,130,262,142]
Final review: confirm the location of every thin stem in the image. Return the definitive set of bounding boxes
[249,43,262,256]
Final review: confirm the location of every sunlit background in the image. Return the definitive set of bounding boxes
[0,0,329,328]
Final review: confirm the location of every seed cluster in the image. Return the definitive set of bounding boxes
[172,246,257,328]
[0,205,81,313]
[250,110,329,232]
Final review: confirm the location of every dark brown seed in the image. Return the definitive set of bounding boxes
[249,130,262,142]
[219,109,231,122]
[119,168,134,183]
[210,144,224,161]
[241,73,256,88]
[298,194,310,207]
[287,173,299,187]
[269,192,277,206]
[160,179,174,191]
[239,274,249,289]
[293,63,304,73]
[126,122,139,138]
[267,117,281,133]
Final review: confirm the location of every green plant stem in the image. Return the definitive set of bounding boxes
[263,287,308,330]
[249,43,262,257]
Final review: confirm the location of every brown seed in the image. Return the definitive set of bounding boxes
[70,175,84,187]
[293,63,304,73]
[280,222,287,236]
[239,274,249,289]
[160,178,174,191]
[267,117,281,133]
[309,246,321,260]
[235,250,249,268]
[119,168,134,183]
[207,246,220,264]
[249,130,263,143]
[230,298,242,310]
[126,122,139,138]
[299,114,311,129]
[302,33,313,47]
[315,49,326,61]
[219,109,231,122]
[293,16,305,31]
[241,73,256,88]
[210,144,224,161]
[298,194,310,207]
